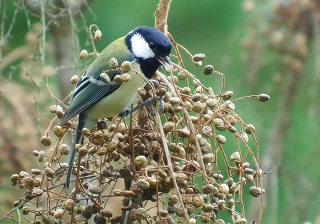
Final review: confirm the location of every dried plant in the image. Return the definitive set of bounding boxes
[1,1,270,224]
[2,23,269,224]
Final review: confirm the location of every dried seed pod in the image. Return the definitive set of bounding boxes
[202,203,214,213]
[136,178,150,190]
[224,100,235,110]
[59,144,70,155]
[121,61,131,72]
[11,174,19,185]
[201,126,212,137]
[70,75,79,84]
[137,87,146,96]
[245,124,255,134]
[54,208,64,219]
[119,167,131,178]
[213,118,226,131]
[89,186,103,194]
[192,53,206,62]
[94,29,102,40]
[258,93,270,102]
[178,71,188,80]
[114,75,122,83]
[49,105,61,113]
[182,195,192,204]
[193,61,202,66]
[216,135,226,144]
[33,178,41,187]
[159,209,168,217]
[131,194,142,205]
[19,171,29,178]
[240,132,249,142]
[31,169,42,175]
[146,176,157,189]
[228,125,237,133]
[94,214,107,224]
[129,208,141,221]
[100,209,113,218]
[181,87,191,95]
[135,155,147,167]
[169,143,181,153]
[81,128,90,137]
[24,177,34,188]
[216,219,225,224]
[218,199,226,210]
[156,87,167,97]
[190,116,198,124]
[184,101,192,110]
[163,121,175,133]
[206,98,218,108]
[227,114,237,125]
[64,199,75,211]
[168,195,179,206]
[178,147,186,159]
[254,169,263,177]
[78,146,88,157]
[235,217,248,224]
[230,152,241,163]
[120,73,131,82]
[44,167,54,178]
[192,195,203,207]
[107,58,119,70]
[222,91,233,100]
[192,101,204,113]
[169,96,181,105]
[110,214,122,223]
[193,78,200,87]
[246,174,254,182]
[244,168,254,174]
[219,184,229,194]
[203,64,214,75]
[175,172,187,187]
[202,184,214,194]
[40,135,52,146]
[82,205,93,220]
[100,72,110,83]
[56,110,65,119]
[203,153,215,164]
[80,49,88,59]
[22,206,29,215]
[168,75,178,84]
[192,93,201,102]
[178,128,190,138]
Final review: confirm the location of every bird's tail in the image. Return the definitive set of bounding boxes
[65,114,86,190]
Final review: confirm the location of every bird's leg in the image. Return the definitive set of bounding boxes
[119,79,164,117]
[119,96,165,117]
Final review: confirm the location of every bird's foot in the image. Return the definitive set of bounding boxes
[119,96,165,117]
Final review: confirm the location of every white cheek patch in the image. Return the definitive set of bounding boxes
[131,33,155,59]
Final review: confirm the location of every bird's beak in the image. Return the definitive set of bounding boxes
[158,56,173,73]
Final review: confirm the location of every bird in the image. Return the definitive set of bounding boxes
[60,26,172,189]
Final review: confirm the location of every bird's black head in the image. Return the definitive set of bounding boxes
[125,26,172,79]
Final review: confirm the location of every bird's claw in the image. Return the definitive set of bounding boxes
[119,108,131,117]
[119,96,165,117]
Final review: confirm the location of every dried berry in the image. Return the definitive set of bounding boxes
[80,49,88,59]
[258,93,270,102]
[203,64,214,75]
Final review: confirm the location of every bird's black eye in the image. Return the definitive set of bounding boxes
[149,42,156,50]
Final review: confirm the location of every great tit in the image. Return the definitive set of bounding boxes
[60,26,172,189]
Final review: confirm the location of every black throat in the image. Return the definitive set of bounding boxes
[137,57,161,79]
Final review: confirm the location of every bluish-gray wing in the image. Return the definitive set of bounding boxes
[60,75,121,125]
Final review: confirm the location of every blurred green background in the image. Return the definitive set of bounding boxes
[1,0,320,223]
